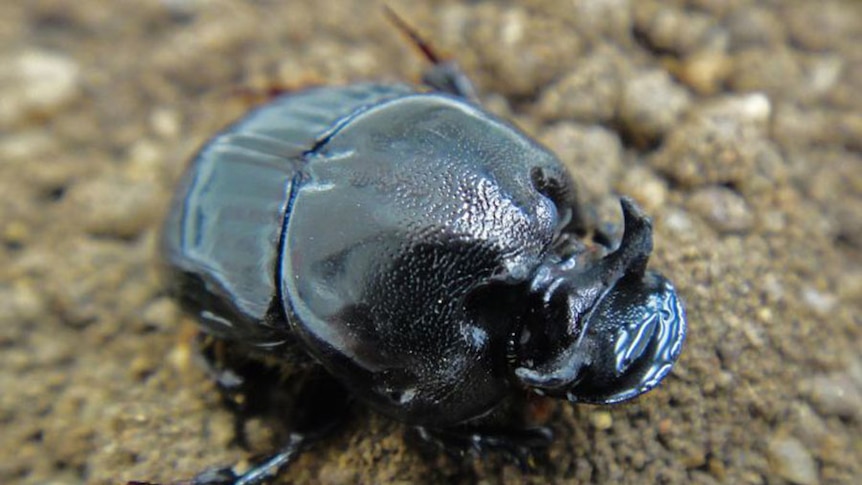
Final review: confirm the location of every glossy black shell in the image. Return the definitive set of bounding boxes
[164,84,591,427]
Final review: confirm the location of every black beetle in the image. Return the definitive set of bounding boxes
[158,13,686,485]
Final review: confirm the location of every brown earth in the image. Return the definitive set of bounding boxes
[1,1,860,484]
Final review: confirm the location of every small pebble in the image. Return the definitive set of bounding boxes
[784,2,859,52]
[800,374,862,421]
[618,166,668,213]
[0,130,56,161]
[160,0,205,19]
[141,298,181,332]
[673,50,732,95]
[686,186,754,234]
[540,123,623,201]
[633,2,717,55]
[630,450,647,469]
[0,283,45,344]
[792,403,828,445]
[849,358,862,389]
[535,45,629,123]
[65,177,160,239]
[766,435,819,485]
[466,4,580,97]
[775,105,862,162]
[618,68,691,145]
[800,287,837,315]
[649,93,773,189]
[3,220,30,248]
[590,411,613,430]
[149,108,182,139]
[725,6,786,49]
[728,47,801,97]
[126,139,164,182]
[570,0,633,44]
[708,456,727,481]
[0,49,81,126]
[803,56,843,98]
[663,208,695,236]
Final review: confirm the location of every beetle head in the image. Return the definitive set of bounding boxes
[513,198,686,404]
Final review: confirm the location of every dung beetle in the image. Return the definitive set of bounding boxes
[158,11,686,485]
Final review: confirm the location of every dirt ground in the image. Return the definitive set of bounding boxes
[1,0,860,484]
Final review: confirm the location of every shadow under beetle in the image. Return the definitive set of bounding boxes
[158,11,687,485]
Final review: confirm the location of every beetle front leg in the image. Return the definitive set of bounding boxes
[184,432,307,485]
[171,337,351,485]
[196,334,279,449]
[169,374,350,485]
[411,424,553,471]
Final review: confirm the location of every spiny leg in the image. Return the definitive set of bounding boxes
[186,433,306,485]
[411,424,553,471]
[187,336,351,485]
[197,334,292,449]
[126,441,307,485]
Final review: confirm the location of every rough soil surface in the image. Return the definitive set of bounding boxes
[1,1,860,484]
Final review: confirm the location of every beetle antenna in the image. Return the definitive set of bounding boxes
[383,5,479,101]
[383,5,443,64]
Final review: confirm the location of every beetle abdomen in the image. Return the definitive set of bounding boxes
[163,84,415,344]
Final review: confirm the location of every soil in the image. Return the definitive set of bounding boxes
[1,1,859,484]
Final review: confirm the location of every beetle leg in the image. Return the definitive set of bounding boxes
[183,432,307,485]
[197,334,269,449]
[190,336,350,483]
[383,6,479,101]
[197,336,246,447]
[411,425,553,471]
[200,374,349,484]
[419,60,480,102]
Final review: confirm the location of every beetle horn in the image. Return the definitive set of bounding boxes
[595,197,653,284]
[514,198,686,404]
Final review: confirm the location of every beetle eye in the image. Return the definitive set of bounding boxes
[530,166,573,228]
[530,167,560,202]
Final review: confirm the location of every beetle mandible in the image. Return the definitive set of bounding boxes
[158,10,687,485]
